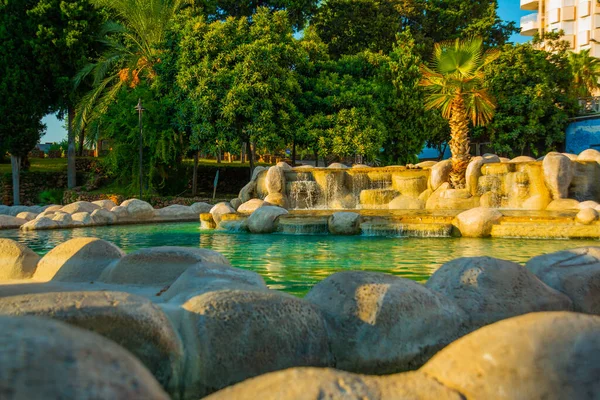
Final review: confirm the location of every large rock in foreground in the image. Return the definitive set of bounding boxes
[205,368,463,400]
[425,257,573,329]
[247,206,288,233]
[178,289,333,398]
[0,316,169,399]
[305,271,467,374]
[421,312,600,400]
[526,247,600,314]
[100,246,230,286]
[33,238,124,282]
[0,239,40,280]
[0,291,183,395]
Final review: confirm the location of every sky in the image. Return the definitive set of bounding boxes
[40,0,530,143]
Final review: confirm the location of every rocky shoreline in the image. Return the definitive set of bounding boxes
[1,239,599,399]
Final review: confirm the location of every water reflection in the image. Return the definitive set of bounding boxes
[1,223,597,297]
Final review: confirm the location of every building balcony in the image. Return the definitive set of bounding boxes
[520,0,539,11]
[520,13,539,36]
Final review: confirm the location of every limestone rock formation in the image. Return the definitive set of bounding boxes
[388,195,425,210]
[546,198,580,210]
[209,202,236,225]
[425,257,573,329]
[91,209,118,225]
[543,152,573,199]
[92,199,117,211]
[229,198,242,210]
[0,239,40,280]
[266,165,286,194]
[154,205,197,220]
[71,212,93,225]
[121,199,155,219]
[21,216,59,231]
[328,212,361,235]
[526,247,600,314]
[16,211,37,221]
[247,206,288,233]
[100,246,230,286]
[578,148,600,163]
[60,201,100,214]
[455,207,503,237]
[237,199,267,214]
[421,312,600,400]
[33,237,124,282]
[0,316,169,399]
[305,271,468,374]
[0,215,28,229]
[190,202,213,214]
[429,160,452,191]
[576,208,599,224]
[111,205,128,219]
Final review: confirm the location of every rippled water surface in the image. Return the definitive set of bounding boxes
[1,223,597,296]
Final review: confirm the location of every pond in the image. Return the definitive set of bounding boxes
[1,222,597,296]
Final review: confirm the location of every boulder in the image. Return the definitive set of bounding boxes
[421,312,600,400]
[200,213,217,229]
[522,194,551,210]
[92,199,117,211]
[543,152,573,199]
[100,246,230,286]
[162,262,267,303]
[36,210,56,219]
[425,257,573,329]
[217,214,248,232]
[526,247,600,314]
[352,164,371,169]
[305,271,468,374]
[251,166,267,182]
[388,195,425,210]
[33,237,124,282]
[229,198,242,211]
[429,160,452,191]
[416,161,437,169]
[111,205,129,219]
[190,202,213,214]
[121,199,155,220]
[455,207,503,238]
[52,212,73,225]
[546,198,580,211]
[21,217,59,231]
[60,201,100,215]
[0,291,184,394]
[465,155,500,196]
[264,193,289,208]
[0,215,28,229]
[392,175,427,198]
[91,209,118,225]
[580,200,600,209]
[8,206,32,216]
[16,211,37,221]
[209,202,236,225]
[0,204,9,215]
[328,212,361,235]
[204,368,464,400]
[426,185,479,210]
[45,205,63,212]
[276,161,293,171]
[578,148,600,163]
[247,206,288,233]
[179,289,333,398]
[0,316,169,399]
[266,166,286,194]
[509,156,536,163]
[238,181,256,203]
[328,163,349,169]
[72,212,93,225]
[576,208,599,224]
[0,239,40,280]
[562,152,578,160]
[154,205,197,220]
[237,199,267,214]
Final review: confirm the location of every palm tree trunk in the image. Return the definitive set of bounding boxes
[67,105,76,188]
[448,95,471,189]
[77,127,85,157]
[10,155,20,205]
[192,150,198,197]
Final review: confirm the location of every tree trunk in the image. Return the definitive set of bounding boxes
[241,142,246,163]
[291,138,296,166]
[216,147,221,164]
[448,95,471,189]
[314,149,319,167]
[192,150,199,197]
[248,141,255,180]
[10,155,20,205]
[77,127,85,157]
[67,105,76,188]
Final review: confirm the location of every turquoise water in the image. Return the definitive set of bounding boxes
[1,222,598,296]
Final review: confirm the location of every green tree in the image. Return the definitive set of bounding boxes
[27,0,105,187]
[0,0,52,204]
[312,0,517,59]
[178,8,303,176]
[479,41,578,157]
[569,49,600,97]
[420,37,498,189]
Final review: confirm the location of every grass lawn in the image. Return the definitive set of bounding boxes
[0,158,67,174]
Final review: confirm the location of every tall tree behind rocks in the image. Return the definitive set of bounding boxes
[0,0,52,204]
[312,0,517,59]
[28,0,105,188]
[479,37,578,157]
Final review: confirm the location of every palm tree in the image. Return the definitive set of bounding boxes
[419,37,498,189]
[73,0,187,132]
[569,49,600,97]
